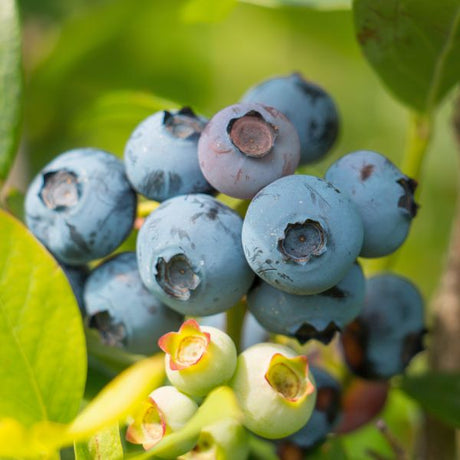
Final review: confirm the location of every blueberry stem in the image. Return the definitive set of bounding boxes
[247,433,278,460]
[400,113,433,190]
[225,298,247,353]
[137,200,160,218]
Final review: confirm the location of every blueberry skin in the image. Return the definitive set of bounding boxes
[241,73,339,165]
[197,310,269,350]
[84,252,183,355]
[247,262,365,344]
[283,366,341,451]
[242,175,364,295]
[341,273,425,380]
[25,148,137,265]
[137,194,255,316]
[198,102,300,199]
[61,264,89,315]
[124,108,213,202]
[325,150,418,258]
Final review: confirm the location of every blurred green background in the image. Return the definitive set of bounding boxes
[12,0,459,457]
[17,0,457,305]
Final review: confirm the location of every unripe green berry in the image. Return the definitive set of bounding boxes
[230,342,316,439]
[159,319,237,397]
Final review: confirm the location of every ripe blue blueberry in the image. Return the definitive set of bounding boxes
[124,107,213,202]
[341,273,426,380]
[325,150,418,257]
[241,73,339,165]
[242,175,364,295]
[25,148,137,265]
[198,102,300,199]
[280,366,342,452]
[137,194,255,316]
[84,252,184,355]
[247,262,365,344]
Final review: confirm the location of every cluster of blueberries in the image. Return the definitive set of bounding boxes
[24,73,426,455]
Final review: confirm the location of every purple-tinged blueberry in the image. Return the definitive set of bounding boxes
[198,103,300,199]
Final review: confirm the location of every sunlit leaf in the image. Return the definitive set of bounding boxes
[181,0,237,23]
[354,0,460,113]
[74,423,124,460]
[0,0,22,183]
[239,0,351,9]
[0,210,86,426]
[400,372,460,428]
[66,354,165,442]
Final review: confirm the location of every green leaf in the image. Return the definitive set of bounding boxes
[0,0,22,184]
[66,354,165,442]
[239,0,351,9]
[3,186,24,221]
[353,0,460,113]
[181,0,237,23]
[0,209,86,426]
[74,423,124,460]
[73,91,179,157]
[131,386,243,459]
[399,372,460,428]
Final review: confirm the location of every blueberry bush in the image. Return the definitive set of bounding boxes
[1,0,460,458]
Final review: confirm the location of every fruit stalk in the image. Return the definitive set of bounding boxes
[225,298,247,353]
[401,113,433,185]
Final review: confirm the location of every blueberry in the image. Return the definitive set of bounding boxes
[242,175,364,295]
[137,194,255,316]
[84,252,183,355]
[197,310,269,350]
[247,262,365,344]
[126,385,198,451]
[230,342,316,439]
[241,73,339,165]
[335,378,389,434]
[325,150,418,257]
[124,107,213,202]
[280,366,342,452]
[341,273,426,380]
[61,264,89,315]
[159,319,237,398]
[198,103,300,199]
[25,148,137,265]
